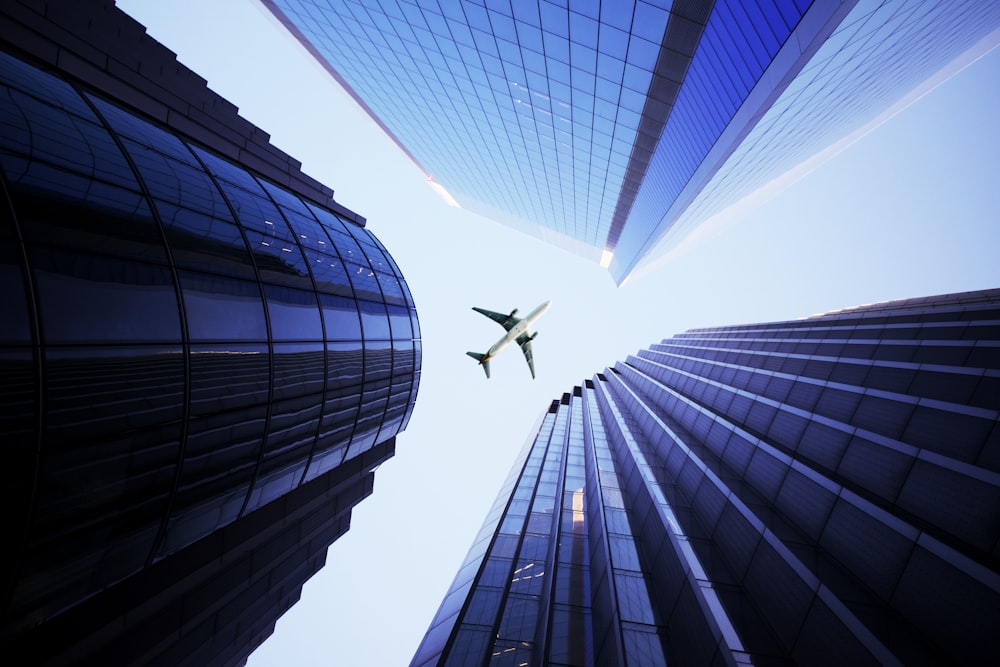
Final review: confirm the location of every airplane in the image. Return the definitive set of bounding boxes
[466,300,551,379]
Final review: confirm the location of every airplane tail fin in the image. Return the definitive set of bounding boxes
[466,351,491,378]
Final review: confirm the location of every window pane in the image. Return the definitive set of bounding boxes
[32,248,180,343]
[359,299,391,340]
[180,271,267,341]
[264,284,323,340]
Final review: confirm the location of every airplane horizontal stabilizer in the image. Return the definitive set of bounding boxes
[466,351,491,378]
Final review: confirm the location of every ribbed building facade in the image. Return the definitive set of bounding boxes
[0,1,419,664]
[263,0,1000,282]
[413,289,999,666]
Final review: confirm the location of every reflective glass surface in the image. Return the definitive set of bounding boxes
[414,289,1000,665]
[269,0,672,254]
[0,48,420,628]
[619,0,1000,280]
[267,1,1000,284]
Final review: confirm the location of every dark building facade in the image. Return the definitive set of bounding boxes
[0,1,419,664]
[263,0,1000,283]
[413,289,999,666]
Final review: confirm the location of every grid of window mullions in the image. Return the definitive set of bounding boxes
[592,374,742,665]
[410,415,543,667]
[271,0,675,244]
[101,108,277,547]
[610,358,998,662]
[640,340,997,464]
[653,0,1000,282]
[586,379,671,665]
[431,411,556,667]
[615,0,807,259]
[0,49,411,596]
[677,316,999,340]
[171,148,328,521]
[486,398,571,664]
[599,367,909,664]
[649,336,989,392]
[623,349,999,557]
[178,119,412,517]
[643,341,988,412]
[544,391,592,665]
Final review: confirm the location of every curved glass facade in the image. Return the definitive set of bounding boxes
[0,49,420,628]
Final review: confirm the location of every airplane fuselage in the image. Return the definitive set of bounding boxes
[484,300,551,362]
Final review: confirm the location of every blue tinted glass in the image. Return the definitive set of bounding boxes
[359,299,391,340]
[179,271,267,341]
[264,284,323,340]
[154,203,255,279]
[326,339,364,389]
[320,293,362,340]
[5,160,165,263]
[120,138,231,216]
[189,342,270,412]
[32,247,180,343]
[0,89,137,189]
[273,341,325,399]
[387,304,413,339]
[90,96,201,165]
[306,248,354,297]
[194,145,266,194]
[259,178,314,218]
[347,261,382,301]
[215,184,313,288]
[0,51,97,120]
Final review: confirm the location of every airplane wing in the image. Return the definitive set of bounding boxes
[516,333,536,379]
[472,306,520,332]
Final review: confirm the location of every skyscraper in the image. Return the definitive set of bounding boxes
[0,1,419,663]
[263,0,1000,283]
[413,289,1000,665]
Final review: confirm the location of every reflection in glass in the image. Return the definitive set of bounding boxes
[0,48,421,642]
[157,402,265,557]
[33,248,181,343]
[264,284,323,341]
[244,398,321,513]
[321,294,363,340]
[359,299,391,340]
[180,271,267,341]
[7,164,164,262]
[189,344,270,414]
[327,340,364,390]
[273,341,325,400]
[156,203,256,279]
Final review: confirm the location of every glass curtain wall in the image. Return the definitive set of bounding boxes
[0,48,420,630]
[413,289,999,666]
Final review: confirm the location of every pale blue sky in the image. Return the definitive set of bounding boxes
[119,2,998,664]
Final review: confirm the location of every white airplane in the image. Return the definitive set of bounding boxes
[466,300,551,379]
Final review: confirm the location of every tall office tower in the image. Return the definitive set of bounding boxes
[0,1,420,664]
[263,0,1000,283]
[413,289,1000,666]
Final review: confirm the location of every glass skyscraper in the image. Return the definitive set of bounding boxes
[0,1,419,664]
[413,289,1000,665]
[263,0,1000,283]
